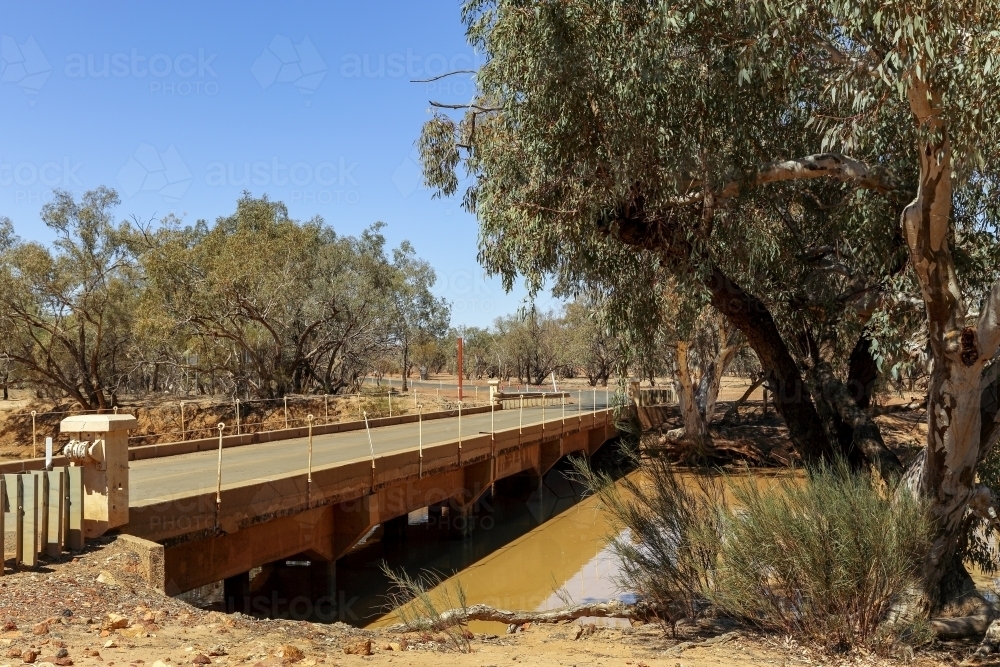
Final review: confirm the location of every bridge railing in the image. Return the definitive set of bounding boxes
[0,388,495,461]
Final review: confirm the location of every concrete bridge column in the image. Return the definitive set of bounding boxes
[224,571,250,613]
[382,514,408,547]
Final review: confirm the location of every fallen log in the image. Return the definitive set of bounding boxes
[384,601,654,633]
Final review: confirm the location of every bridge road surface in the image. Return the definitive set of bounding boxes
[129,402,610,505]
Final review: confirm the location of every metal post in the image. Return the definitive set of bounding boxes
[283,396,289,429]
[519,395,523,434]
[307,415,314,485]
[388,391,392,418]
[215,423,226,523]
[458,401,463,452]
[180,402,186,441]
[235,399,241,435]
[490,398,496,494]
[542,399,545,431]
[31,411,36,458]
[324,394,329,424]
[363,411,376,489]
[562,394,565,424]
[418,404,423,478]
[457,337,464,401]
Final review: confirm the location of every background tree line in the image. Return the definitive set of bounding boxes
[0,189,451,409]
[1,188,743,410]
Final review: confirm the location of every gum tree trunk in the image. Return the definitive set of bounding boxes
[705,265,836,462]
[673,341,710,446]
[901,79,1000,612]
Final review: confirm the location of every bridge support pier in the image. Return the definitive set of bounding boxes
[382,514,408,547]
[224,571,250,613]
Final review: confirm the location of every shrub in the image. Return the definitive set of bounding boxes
[706,460,931,648]
[576,446,724,631]
[582,451,932,649]
[381,565,472,652]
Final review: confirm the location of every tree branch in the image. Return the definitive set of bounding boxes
[717,153,907,201]
[411,70,476,83]
[384,601,652,633]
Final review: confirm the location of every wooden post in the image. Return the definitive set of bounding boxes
[0,476,4,575]
[45,469,64,558]
[66,466,84,551]
[2,474,22,566]
[34,471,47,560]
[22,473,38,568]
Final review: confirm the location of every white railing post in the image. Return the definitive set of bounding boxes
[283,396,289,429]
[418,404,423,478]
[389,391,392,417]
[324,394,329,424]
[235,399,241,435]
[215,422,226,527]
[31,411,36,458]
[363,411,376,490]
[519,395,523,434]
[307,414,314,485]
[180,402,186,441]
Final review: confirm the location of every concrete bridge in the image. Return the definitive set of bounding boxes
[71,403,620,602]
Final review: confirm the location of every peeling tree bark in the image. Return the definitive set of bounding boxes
[900,79,997,613]
[695,313,740,424]
[673,341,710,447]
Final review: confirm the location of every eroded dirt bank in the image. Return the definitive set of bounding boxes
[0,538,965,667]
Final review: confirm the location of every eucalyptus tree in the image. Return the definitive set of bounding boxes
[140,195,405,398]
[0,189,138,410]
[386,238,451,390]
[563,299,620,386]
[419,0,1000,613]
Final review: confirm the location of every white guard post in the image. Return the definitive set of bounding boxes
[488,379,501,405]
[59,414,137,538]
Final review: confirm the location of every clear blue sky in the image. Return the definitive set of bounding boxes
[1,1,555,327]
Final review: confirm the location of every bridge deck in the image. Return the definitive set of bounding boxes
[130,404,572,504]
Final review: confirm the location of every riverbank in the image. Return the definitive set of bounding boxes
[0,538,958,666]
